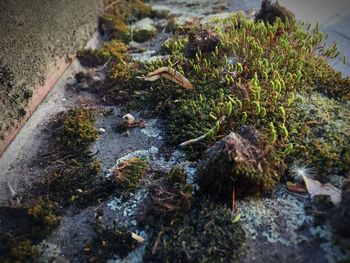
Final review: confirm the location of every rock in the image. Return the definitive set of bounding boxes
[151,5,172,19]
[333,179,350,238]
[255,0,295,24]
[197,126,284,201]
[131,18,158,43]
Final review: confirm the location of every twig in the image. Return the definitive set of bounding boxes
[152,229,165,254]
[232,185,235,211]
[155,95,172,123]
[131,232,145,243]
[179,134,206,147]
[104,0,120,11]
[95,57,112,72]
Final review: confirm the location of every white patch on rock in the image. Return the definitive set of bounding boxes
[106,147,159,177]
[131,18,157,36]
[141,119,162,139]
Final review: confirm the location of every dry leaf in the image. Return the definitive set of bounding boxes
[302,175,341,206]
[144,67,194,90]
[286,181,307,193]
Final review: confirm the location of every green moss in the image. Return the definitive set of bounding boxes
[77,48,110,67]
[113,157,149,192]
[5,240,39,263]
[115,13,349,189]
[133,29,157,42]
[287,93,350,181]
[61,108,98,151]
[99,40,129,62]
[142,199,246,263]
[27,197,61,230]
[39,108,116,208]
[84,223,138,262]
[101,0,152,43]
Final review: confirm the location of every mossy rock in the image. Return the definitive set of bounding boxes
[131,18,158,43]
[113,157,149,193]
[197,126,284,200]
[255,0,295,24]
[98,14,131,42]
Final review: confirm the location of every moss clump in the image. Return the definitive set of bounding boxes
[44,158,116,207]
[38,108,116,208]
[104,0,151,21]
[61,108,98,151]
[113,158,149,192]
[110,62,134,81]
[4,240,39,263]
[77,49,110,67]
[84,223,138,262]
[99,0,152,42]
[255,0,295,24]
[197,126,284,200]
[287,93,350,181]
[145,172,193,218]
[27,198,61,230]
[165,166,187,186]
[77,39,128,67]
[142,199,246,263]
[99,40,129,62]
[99,14,131,42]
[133,29,157,43]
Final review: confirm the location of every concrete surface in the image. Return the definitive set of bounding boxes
[279,0,350,76]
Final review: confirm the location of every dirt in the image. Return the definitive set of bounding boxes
[0,0,103,139]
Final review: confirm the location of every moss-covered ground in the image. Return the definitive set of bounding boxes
[1,0,350,262]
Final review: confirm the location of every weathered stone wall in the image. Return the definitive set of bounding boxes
[0,0,103,140]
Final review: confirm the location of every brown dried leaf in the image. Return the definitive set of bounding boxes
[286,181,307,193]
[144,67,194,90]
[302,175,341,206]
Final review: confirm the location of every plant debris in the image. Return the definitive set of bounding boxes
[113,157,149,193]
[144,67,194,90]
[302,175,341,206]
